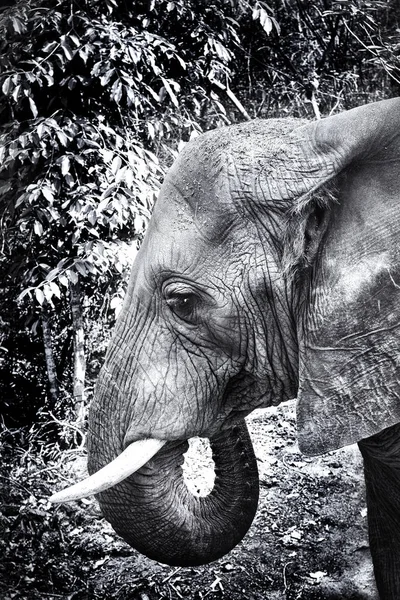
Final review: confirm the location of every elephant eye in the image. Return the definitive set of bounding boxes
[164,287,200,323]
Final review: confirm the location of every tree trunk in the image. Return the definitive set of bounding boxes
[41,304,59,407]
[70,277,86,425]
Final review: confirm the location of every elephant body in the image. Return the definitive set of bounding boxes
[54,99,400,599]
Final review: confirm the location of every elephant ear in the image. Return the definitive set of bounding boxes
[291,98,400,456]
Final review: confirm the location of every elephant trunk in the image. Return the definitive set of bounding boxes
[89,421,259,566]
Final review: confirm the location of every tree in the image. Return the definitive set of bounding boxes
[1,0,399,428]
[0,0,253,425]
[228,0,400,118]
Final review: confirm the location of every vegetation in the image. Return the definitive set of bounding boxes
[0,0,399,597]
[1,0,399,429]
[1,403,374,599]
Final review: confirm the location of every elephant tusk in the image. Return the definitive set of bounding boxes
[49,438,166,503]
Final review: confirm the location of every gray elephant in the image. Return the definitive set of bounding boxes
[52,98,400,599]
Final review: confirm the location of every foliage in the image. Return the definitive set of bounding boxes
[0,0,399,426]
[231,0,400,117]
[0,296,47,426]
[0,1,398,596]
[0,0,260,425]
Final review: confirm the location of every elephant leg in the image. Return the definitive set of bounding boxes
[359,423,400,599]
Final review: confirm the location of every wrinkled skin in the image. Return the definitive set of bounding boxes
[88,99,400,596]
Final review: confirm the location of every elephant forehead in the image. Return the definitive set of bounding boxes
[157,161,239,244]
[146,190,221,261]
[143,178,284,293]
[160,117,309,234]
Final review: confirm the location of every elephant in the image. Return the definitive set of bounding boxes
[51,98,400,599]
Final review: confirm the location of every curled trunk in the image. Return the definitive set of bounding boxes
[88,421,259,566]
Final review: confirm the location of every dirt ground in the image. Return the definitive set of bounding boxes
[1,400,379,599]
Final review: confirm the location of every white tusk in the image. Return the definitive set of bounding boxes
[49,438,165,504]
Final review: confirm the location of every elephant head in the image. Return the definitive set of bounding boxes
[51,98,400,567]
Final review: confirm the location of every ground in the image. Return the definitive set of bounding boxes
[1,400,378,599]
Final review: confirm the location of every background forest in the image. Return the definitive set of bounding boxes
[1,1,399,598]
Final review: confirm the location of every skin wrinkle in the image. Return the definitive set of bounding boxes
[122,313,173,436]
[90,109,376,562]
[123,320,156,390]
[259,264,297,386]
[239,287,260,373]
[131,296,236,439]
[175,340,212,401]
[230,178,296,397]
[338,322,400,344]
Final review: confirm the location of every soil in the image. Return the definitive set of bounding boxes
[1,400,379,599]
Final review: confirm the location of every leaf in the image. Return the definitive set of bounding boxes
[88,210,97,225]
[144,84,160,102]
[61,40,74,60]
[113,82,123,103]
[114,261,124,274]
[69,34,80,47]
[111,156,122,174]
[25,72,36,83]
[12,85,21,102]
[160,77,179,108]
[34,221,43,236]
[79,46,90,63]
[58,273,69,287]
[176,55,186,70]
[37,122,46,138]
[43,284,54,303]
[45,74,54,87]
[85,260,96,274]
[66,270,78,284]
[49,282,61,298]
[2,76,12,95]
[56,130,68,146]
[259,8,273,35]
[15,193,26,208]
[134,213,145,231]
[100,69,115,86]
[42,187,54,202]
[102,149,114,163]
[147,122,155,139]
[125,168,134,188]
[309,571,327,583]
[115,165,127,183]
[18,288,32,301]
[128,47,141,63]
[35,288,45,305]
[61,156,70,175]
[10,16,25,34]
[213,40,231,62]
[94,241,104,256]
[42,41,59,54]
[46,267,59,282]
[64,173,74,187]
[75,261,87,276]
[110,295,122,309]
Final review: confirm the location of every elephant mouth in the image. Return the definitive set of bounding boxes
[50,438,166,503]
